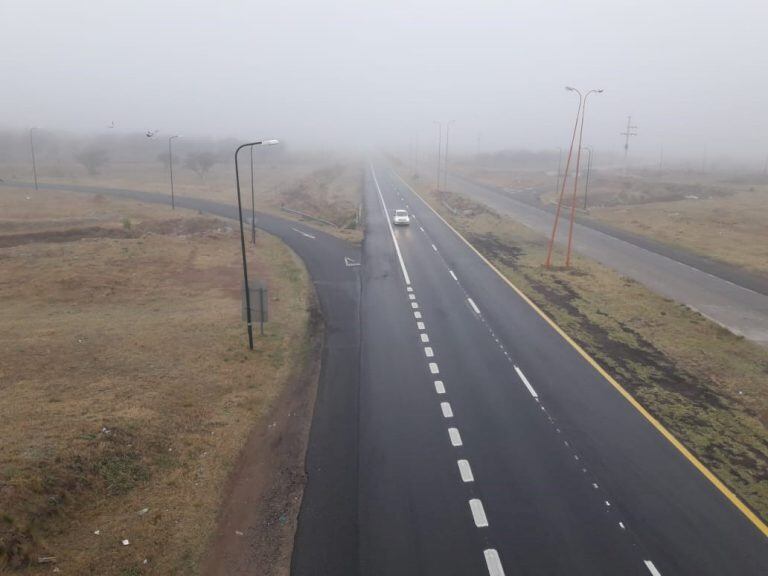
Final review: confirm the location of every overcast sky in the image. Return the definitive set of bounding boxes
[2,0,767,160]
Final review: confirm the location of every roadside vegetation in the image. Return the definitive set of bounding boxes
[0,187,314,573]
[397,164,768,521]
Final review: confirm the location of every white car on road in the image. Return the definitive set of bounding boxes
[393,209,410,226]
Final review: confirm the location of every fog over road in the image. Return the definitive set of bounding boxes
[442,174,768,346]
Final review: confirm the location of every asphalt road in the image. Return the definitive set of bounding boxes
[442,173,768,346]
[8,178,768,574]
[356,162,768,575]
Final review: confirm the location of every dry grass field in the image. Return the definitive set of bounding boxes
[397,165,768,521]
[0,186,314,574]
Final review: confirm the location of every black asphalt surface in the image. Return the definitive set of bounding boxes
[355,162,768,575]
[8,177,768,574]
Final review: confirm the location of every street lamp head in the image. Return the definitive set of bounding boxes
[262,139,279,146]
[565,86,575,91]
[595,89,604,93]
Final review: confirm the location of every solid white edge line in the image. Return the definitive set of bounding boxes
[514,365,539,398]
[644,560,662,576]
[440,402,453,418]
[458,459,474,482]
[467,297,481,315]
[434,380,446,394]
[448,427,462,446]
[469,499,489,527]
[484,549,505,576]
[370,163,411,285]
[429,362,439,374]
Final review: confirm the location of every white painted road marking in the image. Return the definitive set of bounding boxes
[458,459,474,482]
[514,365,538,398]
[469,499,489,527]
[434,380,446,394]
[644,561,662,576]
[409,293,416,300]
[484,549,505,576]
[291,227,316,240]
[414,311,422,319]
[411,302,419,309]
[420,333,430,343]
[417,321,425,330]
[467,298,481,315]
[440,402,453,418]
[407,286,413,292]
[370,164,411,285]
[429,362,440,374]
[449,270,458,282]
[343,256,360,267]
[431,243,438,251]
[424,347,434,357]
[448,427,462,446]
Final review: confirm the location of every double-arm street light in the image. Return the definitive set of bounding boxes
[583,146,593,210]
[168,135,180,209]
[545,86,603,267]
[234,139,279,350]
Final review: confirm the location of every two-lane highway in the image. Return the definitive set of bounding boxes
[356,162,768,575]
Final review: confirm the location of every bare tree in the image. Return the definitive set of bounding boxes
[75,147,109,175]
[184,151,218,178]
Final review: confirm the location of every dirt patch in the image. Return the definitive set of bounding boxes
[201,303,322,576]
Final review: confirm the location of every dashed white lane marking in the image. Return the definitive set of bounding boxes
[407,286,413,292]
[431,243,438,252]
[449,270,458,282]
[448,427,462,446]
[513,365,539,398]
[619,521,626,530]
[434,380,446,394]
[467,298,481,315]
[414,311,422,319]
[409,293,416,300]
[440,402,454,418]
[291,227,316,239]
[458,459,474,482]
[411,302,419,309]
[484,549,505,576]
[429,362,440,374]
[644,560,662,576]
[419,226,425,232]
[424,347,434,357]
[469,499,489,527]
[370,164,411,285]
[417,321,425,330]
[420,333,430,343]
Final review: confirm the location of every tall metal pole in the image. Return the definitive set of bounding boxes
[566,90,602,267]
[234,140,278,350]
[545,88,583,268]
[444,120,455,191]
[555,147,562,198]
[250,146,256,245]
[583,147,593,210]
[435,121,442,191]
[168,135,179,210]
[29,128,39,192]
[763,154,767,176]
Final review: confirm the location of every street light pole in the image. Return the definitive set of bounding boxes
[583,146,593,210]
[434,121,442,191]
[555,147,562,198]
[565,89,603,267]
[250,146,256,245]
[234,139,279,350]
[168,135,180,210]
[29,128,39,192]
[545,88,583,268]
[444,120,455,191]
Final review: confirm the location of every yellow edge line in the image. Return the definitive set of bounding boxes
[390,166,768,538]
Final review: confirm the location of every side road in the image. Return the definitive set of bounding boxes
[442,173,768,345]
[0,180,362,576]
